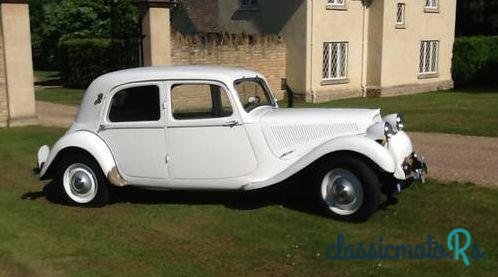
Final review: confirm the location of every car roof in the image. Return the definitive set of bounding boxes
[93,65,263,91]
[73,65,264,131]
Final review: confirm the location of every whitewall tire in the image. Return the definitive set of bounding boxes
[52,154,109,207]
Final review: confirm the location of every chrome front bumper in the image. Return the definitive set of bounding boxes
[396,153,428,192]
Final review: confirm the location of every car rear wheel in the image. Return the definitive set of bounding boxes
[315,156,381,222]
[52,155,109,207]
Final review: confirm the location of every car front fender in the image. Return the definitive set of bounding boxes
[311,135,396,173]
[39,131,117,181]
[243,135,395,190]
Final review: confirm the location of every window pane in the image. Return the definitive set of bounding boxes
[419,42,425,73]
[339,43,347,77]
[426,0,438,8]
[323,42,348,80]
[330,43,338,78]
[323,43,330,79]
[171,84,233,120]
[431,41,438,72]
[419,40,439,74]
[241,0,258,7]
[109,86,160,122]
[397,3,405,24]
[234,79,274,112]
[328,0,344,5]
[424,42,431,72]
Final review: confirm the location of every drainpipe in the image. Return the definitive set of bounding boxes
[309,0,316,103]
[360,1,368,98]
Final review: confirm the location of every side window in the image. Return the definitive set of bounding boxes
[171,84,233,120]
[109,85,160,122]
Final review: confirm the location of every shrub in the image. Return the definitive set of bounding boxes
[452,36,498,87]
[59,38,139,88]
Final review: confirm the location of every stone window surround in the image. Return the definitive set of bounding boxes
[395,2,406,29]
[322,42,349,85]
[419,40,440,79]
[326,0,347,11]
[424,0,440,13]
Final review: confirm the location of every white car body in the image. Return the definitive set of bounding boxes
[36,66,426,219]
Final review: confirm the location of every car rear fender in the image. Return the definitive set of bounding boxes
[39,131,124,186]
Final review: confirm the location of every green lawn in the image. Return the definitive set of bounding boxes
[35,87,85,106]
[34,70,85,106]
[34,70,60,83]
[281,89,498,137]
[0,126,497,275]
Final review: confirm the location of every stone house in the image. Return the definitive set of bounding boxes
[144,0,456,102]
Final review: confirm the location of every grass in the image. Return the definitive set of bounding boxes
[35,87,85,106]
[0,126,497,276]
[280,88,498,137]
[34,70,85,106]
[33,71,60,83]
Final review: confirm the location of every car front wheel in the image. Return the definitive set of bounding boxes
[315,156,381,222]
[52,155,109,207]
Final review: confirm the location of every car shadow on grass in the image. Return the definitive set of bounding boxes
[22,179,399,222]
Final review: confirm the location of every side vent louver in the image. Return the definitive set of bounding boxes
[262,123,360,158]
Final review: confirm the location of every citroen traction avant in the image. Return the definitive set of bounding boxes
[36,66,427,221]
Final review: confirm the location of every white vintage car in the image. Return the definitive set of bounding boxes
[36,66,426,221]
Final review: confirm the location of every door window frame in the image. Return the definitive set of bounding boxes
[166,80,241,128]
[101,81,166,129]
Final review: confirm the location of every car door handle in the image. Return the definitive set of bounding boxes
[223,120,239,128]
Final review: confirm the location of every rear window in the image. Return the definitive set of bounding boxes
[109,85,160,122]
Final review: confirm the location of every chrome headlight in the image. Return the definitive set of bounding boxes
[383,113,405,132]
[395,114,405,131]
[384,122,395,140]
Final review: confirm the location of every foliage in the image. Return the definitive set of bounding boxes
[29,0,139,70]
[456,0,498,36]
[452,36,498,86]
[59,37,140,88]
[59,38,112,88]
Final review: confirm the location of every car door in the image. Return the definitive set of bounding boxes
[98,82,168,182]
[166,80,257,181]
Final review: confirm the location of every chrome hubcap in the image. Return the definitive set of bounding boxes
[63,163,98,203]
[71,172,92,195]
[321,169,363,215]
[330,178,356,205]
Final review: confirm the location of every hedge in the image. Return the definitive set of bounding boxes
[59,38,139,88]
[452,36,498,87]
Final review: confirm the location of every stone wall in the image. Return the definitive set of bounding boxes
[171,33,287,99]
[0,19,7,128]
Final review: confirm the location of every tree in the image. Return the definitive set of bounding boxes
[29,0,139,69]
[456,0,498,36]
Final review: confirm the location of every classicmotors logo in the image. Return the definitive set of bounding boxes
[326,228,484,266]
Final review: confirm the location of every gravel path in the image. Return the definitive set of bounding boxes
[36,101,79,128]
[35,101,498,187]
[409,132,498,187]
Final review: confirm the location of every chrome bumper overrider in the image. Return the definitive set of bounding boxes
[396,153,428,192]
